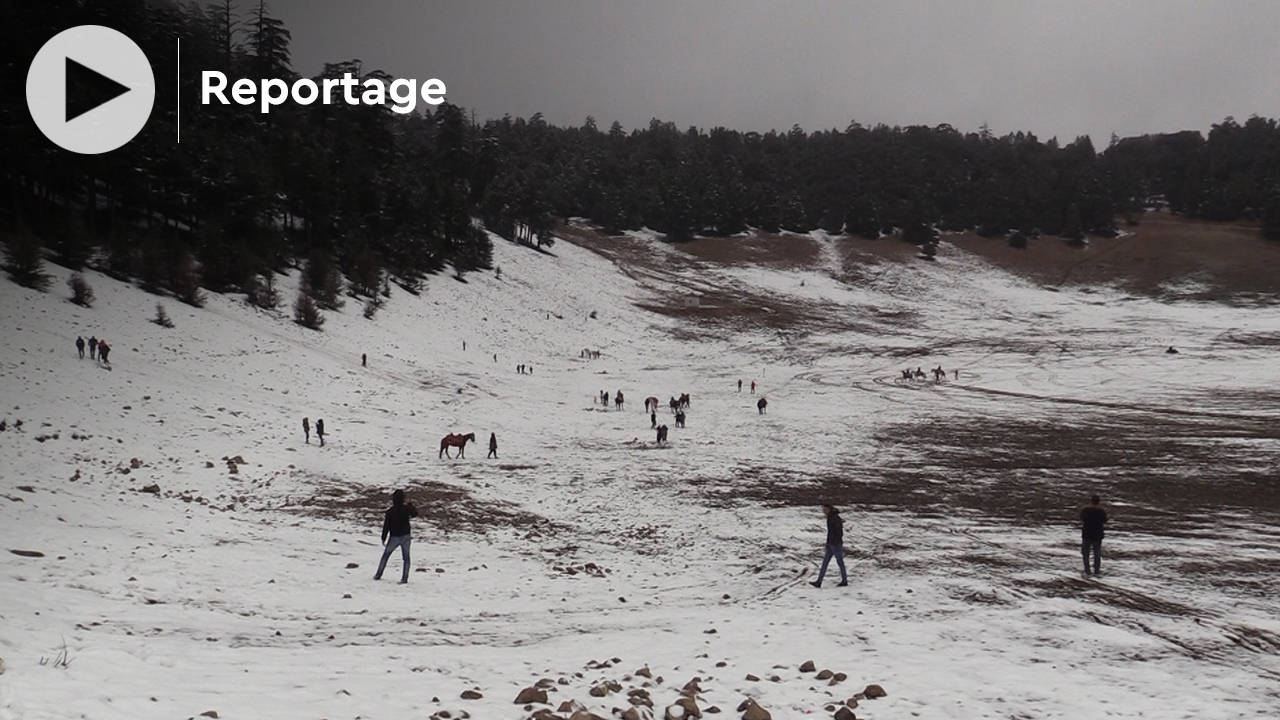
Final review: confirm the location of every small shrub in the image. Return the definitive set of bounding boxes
[67,273,94,306]
[153,303,174,328]
[362,297,380,320]
[294,287,324,330]
[168,251,205,308]
[245,272,280,310]
[1008,231,1028,250]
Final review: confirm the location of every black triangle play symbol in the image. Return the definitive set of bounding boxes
[65,57,131,122]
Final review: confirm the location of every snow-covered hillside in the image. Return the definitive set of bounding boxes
[2,231,1279,719]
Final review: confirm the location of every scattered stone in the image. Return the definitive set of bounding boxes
[200,712,219,719]
[568,711,606,720]
[815,669,834,680]
[536,678,558,689]
[130,458,142,469]
[739,699,771,720]
[515,687,548,704]
[346,562,359,569]
[862,684,886,699]
[833,707,857,720]
[832,672,847,682]
[744,674,759,682]
[635,666,652,678]
[205,461,215,468]
[705,707,720,714]
[703,628,716,634]
[557,699,585,713]
[675,695,701,718]
[9,549,44,558]
[461,689,483,700]
[139,483,160,495]
[799,660,816,673]
[342,593,352,599]
[16,485,33,493]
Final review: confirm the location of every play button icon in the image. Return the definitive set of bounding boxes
[65,57,133,122]
[26,25,155,154]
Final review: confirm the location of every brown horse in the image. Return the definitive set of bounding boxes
[645,396,660,413]
[439,432,476,459]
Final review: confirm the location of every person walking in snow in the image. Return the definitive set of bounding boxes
[303,417,311,444]
[98,340,111,365]
[76,336,85,359]
[810,504,848,588]
[1080,494,1108,576]
[88,336,98,361]
[750,380,756,394]
[651,410,657,429]
[738,379,742,392]
[315,418,325,447]
[487,432,498,459]
[374,489,418,584]
[362,353,367,367]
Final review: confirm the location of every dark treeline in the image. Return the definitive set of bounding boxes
[5,1,1280,314]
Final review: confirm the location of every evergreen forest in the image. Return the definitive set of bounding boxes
[5,1,1280,313]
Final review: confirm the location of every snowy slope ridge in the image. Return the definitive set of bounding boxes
[2,231,1279,719]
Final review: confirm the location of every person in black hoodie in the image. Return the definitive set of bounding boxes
[1080,494,1108,575]
[374,489,418,583]
[810,504,848,588]
[487,432,498,459]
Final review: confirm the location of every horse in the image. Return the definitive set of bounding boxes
[675,411,686,428]
[678,392,690,409]
[669,397,679,413]
[757,397,767,414]
[656,424,668,444]
[439,432,476,459]
[614,390,625,410]
[645,396,660,413]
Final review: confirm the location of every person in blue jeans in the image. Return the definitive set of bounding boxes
[810,504,848,588]
[374,489,418,583]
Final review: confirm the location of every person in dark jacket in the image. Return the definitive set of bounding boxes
[98,340,110,364]
[315,418,324,446]
[76,336,85,359]
[302,417,310,444]
[487,432,498,459]
[810,504,848,588]
[88,336,98,360]
[374,489,418,583]
[1080,494,1108,575]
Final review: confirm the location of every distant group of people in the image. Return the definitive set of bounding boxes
[517,364,534,374]
[737,379,756,393]
[901,365,956,382]
[75,335,111,365]
[302,417,325,446]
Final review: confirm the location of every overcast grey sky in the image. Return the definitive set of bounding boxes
[260,0,1280,142]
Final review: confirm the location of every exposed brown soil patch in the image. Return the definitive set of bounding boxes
[283,475,559,537]
[949,212,1280,299]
